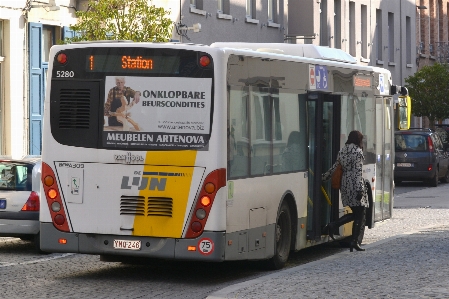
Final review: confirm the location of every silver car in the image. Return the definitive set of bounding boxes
[0,156,41,249]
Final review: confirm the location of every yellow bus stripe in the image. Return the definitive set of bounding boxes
[132,150,197,238]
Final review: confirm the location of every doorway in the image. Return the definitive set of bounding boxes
[306,93,341,240]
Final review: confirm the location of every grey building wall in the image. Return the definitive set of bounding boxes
[286,0,416,91]
[176,0,286,44]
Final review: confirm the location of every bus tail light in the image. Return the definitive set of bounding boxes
[41,162,70,232]
[428,164,433,171]
[191,221,202,232]
[199,55,211,67]
[57,52,67,64]
[185,168,226,238]
[21,191,40,211]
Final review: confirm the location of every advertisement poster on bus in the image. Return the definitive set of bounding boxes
[102,76,212,149]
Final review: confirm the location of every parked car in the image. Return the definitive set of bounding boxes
[394,129,449,187]
[0,156,41,249]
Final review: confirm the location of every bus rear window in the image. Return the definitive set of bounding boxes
[50,47,214,150]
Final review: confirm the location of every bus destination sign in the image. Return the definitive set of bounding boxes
[86,55,179,73]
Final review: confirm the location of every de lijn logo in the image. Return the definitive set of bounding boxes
[114,152,144,164]
[121,176,167,191]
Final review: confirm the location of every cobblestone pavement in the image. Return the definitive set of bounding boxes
[208,206,449,298]
[1,185,448,299]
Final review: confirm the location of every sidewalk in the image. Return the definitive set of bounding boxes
[207,207,449,299]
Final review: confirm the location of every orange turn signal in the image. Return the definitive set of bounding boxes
[58,238,67,244]
[204,182,215,194]
[200,196,211,207]
[48,189,58,199]
[44,175,54,187]
[187,246,196,251]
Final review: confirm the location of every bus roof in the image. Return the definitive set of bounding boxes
[54,42,355,64]
[210,42,357,64]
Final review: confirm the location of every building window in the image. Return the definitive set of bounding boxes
[190,0,203,10]
[349,1,355,56]
[42,26,54,63]
[429,0,435,55]
[406,16,411,64]
[246,0,256,19]
[218,0,230,15]
[388,12,394,62]
[334,0,341,49]
[268,0,280,23]
[320,0,328,46]
[361,5,367,58]
[438,0,443,43]
[376,9,383,61]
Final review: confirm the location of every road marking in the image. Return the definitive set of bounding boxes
[0,253,75,268]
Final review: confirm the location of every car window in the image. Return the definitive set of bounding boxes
[395,134,427,152]
[0,162,33,191]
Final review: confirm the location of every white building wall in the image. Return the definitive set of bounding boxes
[1,0,77,158]
[1,2,26,158]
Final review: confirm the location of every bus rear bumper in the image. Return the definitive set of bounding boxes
[40,222,225,261]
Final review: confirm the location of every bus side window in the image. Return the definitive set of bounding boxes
[282,131,301,171]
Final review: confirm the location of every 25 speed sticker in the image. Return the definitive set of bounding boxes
[198,238,214,255]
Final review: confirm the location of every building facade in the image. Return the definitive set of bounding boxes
[0,0,441,157]
[0,0,78,158]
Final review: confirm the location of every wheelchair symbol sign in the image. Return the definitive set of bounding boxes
[379,74,385,94]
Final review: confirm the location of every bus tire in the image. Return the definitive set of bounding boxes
[265,201,292,270]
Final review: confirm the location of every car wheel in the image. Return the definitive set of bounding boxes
[428,170,439,187]
[441,168,449,183]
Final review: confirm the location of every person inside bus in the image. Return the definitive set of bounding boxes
[321,130,369,252]
[104,77,141,127]
[282,131,301,171]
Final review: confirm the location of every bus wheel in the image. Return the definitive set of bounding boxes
[265,201,292,270]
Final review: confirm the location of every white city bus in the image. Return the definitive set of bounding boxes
[40,41,404,269]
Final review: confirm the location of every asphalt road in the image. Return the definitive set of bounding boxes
[394,180,449,208]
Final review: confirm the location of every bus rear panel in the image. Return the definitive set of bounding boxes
[40,44,226,261]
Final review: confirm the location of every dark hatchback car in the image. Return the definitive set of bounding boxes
[395,129,449,187]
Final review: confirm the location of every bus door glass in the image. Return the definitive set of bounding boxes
[306,93,341,240]
[383,97,393,219]
[374,96,393,220]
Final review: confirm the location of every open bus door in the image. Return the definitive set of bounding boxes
[306,92,341,241]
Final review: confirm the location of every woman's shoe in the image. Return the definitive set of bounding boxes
[349,241,365,252]
[324,223,336,241]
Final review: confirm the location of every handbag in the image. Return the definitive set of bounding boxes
[331,163,343,189]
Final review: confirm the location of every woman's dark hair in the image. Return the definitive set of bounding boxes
[346,130,364,149]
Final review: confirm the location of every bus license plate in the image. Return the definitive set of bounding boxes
[113,240,141,250]
[397,163,413,167]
